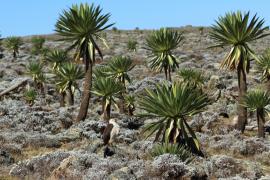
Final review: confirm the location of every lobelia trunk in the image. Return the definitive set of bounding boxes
[76,63,92,121]
[103,99,111,121]
[164,67,168,81]
[37,83,45,100]
[257,109,265,138]
[168,66,172,82]
[67,84,74,105]
[119,94,125,113]
[59,92,65,107]
[267,77,270,92]
[128,106,135,116]
[169,119,178,143]
[119,77,126,114]
[236,63,247,133]
[76,44,93,122]
[101,97,106,114]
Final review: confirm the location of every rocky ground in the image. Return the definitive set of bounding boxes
[1,26,270,179]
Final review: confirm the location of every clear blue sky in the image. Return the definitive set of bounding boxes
[1,0,270,37]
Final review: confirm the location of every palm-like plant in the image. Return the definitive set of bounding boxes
[257,53,270,91]
[145,28,183,81]
[108,56,135,87]
[151,143,193,164]
[210,11,269,132]
[55,84,66,107]
[31,36,46,55]
[263,48,270,56]
[55,3,114,121]
[178,68,206,88]
[26,62,45,91]
[127,39,137,52]
[24,88,37,106]
[93,65,111,78]
[124,94,136,116]
[138,83,209,153]
[4,36,23,58]
[108,56,135,113]
[46,50,69,70]
[92,77,123,120]
[241,90,270,138]
[55,63,84,105]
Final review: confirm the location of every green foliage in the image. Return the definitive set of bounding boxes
[92,77,124,119]
[31,36,46,55]
[150,143,194,164]
[24,88,37,105]
[55,3,114,63]
[257,52,270,81]
[39,47,51,61]
[4,36,23,57]
[124,94,136,115]
[145,28,183,80]
[108,56,135,85]
[93,56,135,87]
[124,94,135,108]
[92,77,124,100]
[93,65,111,78]
[55,63,84,93]
[138,82,210,150]
[263,48,270,56]
[242,89,270,112]
[46,50,69,70]
[127,39,137,52]
[26,61,45,84]
[178,68,206,88]
[210,11,269,72]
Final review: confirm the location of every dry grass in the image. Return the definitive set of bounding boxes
[0,138,90,179]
